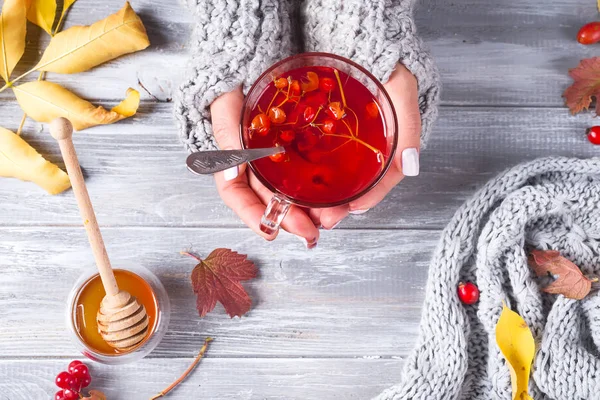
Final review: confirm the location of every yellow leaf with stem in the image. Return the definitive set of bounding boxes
[25,0,56,35]
[13,81,140,130]
[495,303,535,400]
[57,0,77,31]
[31,2,149,75]
[0,126,70,194]
[0,0,27,83]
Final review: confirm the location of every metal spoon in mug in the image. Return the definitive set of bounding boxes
[186,146,285,175]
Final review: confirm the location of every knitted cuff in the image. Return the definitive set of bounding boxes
[303,0,441,147]
[175,0,295,152]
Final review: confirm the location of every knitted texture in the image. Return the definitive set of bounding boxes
[375,157,600,400]
[302,0,440,146]
[174,0,296,152]
[174,0,440,152]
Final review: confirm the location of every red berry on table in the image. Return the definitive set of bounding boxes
[70,375,83,391]
[319,77,335,92]
[80,374,92,388]
[457,282,480,305]
[62,389,78,400]
[67,360,83,374]
[55,390,66,400]
[587,127,600,145]
[55,371,74,389]
[71,363,89,379]
[577,22,600,45]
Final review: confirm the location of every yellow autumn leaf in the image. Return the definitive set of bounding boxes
[13,81,140,130]
[495,303,535,400]
[57,0,77,30]
[25,0,56,35]
[33,2,149,74]
[0,0,27,83]
[0,126,70,194]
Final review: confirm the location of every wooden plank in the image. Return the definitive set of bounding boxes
[0,104,595,228]
[0,0,595,105]
[0,227,431,357]
[0,358,404,399]
[416,0,597,106]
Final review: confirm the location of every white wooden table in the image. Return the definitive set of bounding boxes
[0,0,597,398]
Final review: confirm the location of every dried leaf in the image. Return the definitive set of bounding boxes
[81,390,106,400]
[25,0,56,35]
[186,249,258,318]
[528,249,592,300]
[0,0,27,83]
[34,2,149,74]
[495,303,535,400]
[59,0,77,26]
[563,57,600,115]
[0,126,70,194]
[13,81,140,130]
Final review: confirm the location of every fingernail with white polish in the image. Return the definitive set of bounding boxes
[223,166,239,181]
[349,208,370,215]
[402,148,420,177]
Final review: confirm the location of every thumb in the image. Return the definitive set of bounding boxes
[385,65,421,177]
[210,86,247,180]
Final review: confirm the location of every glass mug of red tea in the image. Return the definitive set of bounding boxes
[240,53,398,234]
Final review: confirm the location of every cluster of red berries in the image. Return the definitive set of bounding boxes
[54,360,92,400]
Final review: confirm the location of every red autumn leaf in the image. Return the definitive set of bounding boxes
[185,249,258,318]
[563,57,600,115]
[528,249,592,300]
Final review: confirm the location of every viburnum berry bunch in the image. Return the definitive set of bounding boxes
[54,360,92,400]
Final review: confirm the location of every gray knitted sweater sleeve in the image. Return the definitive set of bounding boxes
[303,0,441,146]
[175,0,440,152]
[175,0,296,152]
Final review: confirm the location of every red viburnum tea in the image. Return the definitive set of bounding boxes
[244,66,389,205]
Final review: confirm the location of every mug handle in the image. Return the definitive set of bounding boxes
[260,194,292,235]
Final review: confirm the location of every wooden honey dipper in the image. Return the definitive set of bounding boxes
[50,117,149,351]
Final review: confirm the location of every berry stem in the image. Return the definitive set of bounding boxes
[333,69,347,108]
[266,90,282,112]
[180,251,203,263]
[150,337,213,400]
[276,83,293,108]
[346,106,360,138]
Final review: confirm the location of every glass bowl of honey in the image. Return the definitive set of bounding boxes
[65,264,170,364]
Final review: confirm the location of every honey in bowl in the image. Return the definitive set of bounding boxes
[73,269,159,355]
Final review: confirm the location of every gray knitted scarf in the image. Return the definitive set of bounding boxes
[376,157,600,400]
[174,0,440,152]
